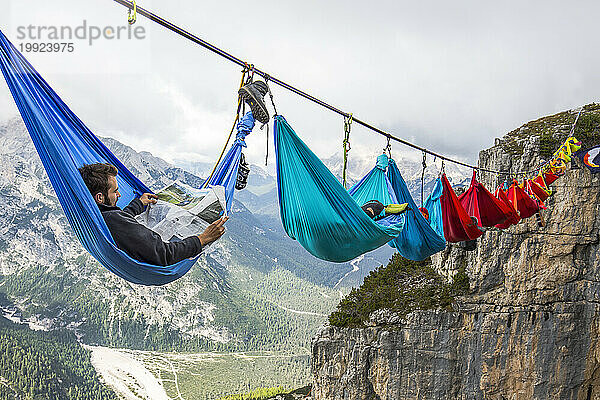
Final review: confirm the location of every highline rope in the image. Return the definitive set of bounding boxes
[112,0,575,177]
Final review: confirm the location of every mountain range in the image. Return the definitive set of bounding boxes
[0,117,441,353]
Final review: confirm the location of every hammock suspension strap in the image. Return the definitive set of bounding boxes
[263,74,278,117]
[384,136,392,157]
[421,151,427,207]
[245,63,255,83]
[570,106,583,135]
[569,107,584,170]
[203,67,248,187]
[262,74,278,166]
[342,113,353,188]
[127,0,137,25]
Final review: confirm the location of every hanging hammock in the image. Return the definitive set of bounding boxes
[494,186,521,229]
[273,116,404,262]
[532,173,553,196]
[458,170,510,227]
[440,174,483,243]
[524,181,547,212]
[423,177,445,239]
[526,179,550,203]
[543,171,560,185]
[204,111,254,212]
[347,154,446,260]
[346,153,406,227]
[0,30,239,286]
[506,180,539,220]
[347,154,397,212]
[386,159,446,260]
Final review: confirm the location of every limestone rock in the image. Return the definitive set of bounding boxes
[311,104,600,399]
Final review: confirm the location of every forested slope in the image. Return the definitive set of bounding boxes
[0,316,117,400]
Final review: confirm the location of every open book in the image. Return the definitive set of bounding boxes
[136,181,227,244]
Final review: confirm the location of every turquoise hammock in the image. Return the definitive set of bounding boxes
[273,116,404,262]
[0,30,241,286]
[349,154,446,260]
[386,159,446,260]
[347,153,402,228]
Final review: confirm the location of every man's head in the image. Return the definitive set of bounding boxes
[78,163,120,206]
[361,200,385,219]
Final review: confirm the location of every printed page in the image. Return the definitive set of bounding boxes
[136,181,227,243]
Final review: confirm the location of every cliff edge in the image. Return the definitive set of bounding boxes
[311,104,600,399]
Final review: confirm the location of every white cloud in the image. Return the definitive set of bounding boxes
[1,0,599,168]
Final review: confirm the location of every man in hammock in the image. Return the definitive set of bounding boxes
[361,200,410,220]
[79,163,226,266]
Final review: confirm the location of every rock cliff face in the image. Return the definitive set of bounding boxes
[311,104,600,399]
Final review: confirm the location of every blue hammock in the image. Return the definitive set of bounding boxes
[273,116,404,262]
[347,153,405,228]
[386,159,446,260]
[204,111,254,213]
[423,177,445,238]
[348,155,445,260]
[0,30,241,286]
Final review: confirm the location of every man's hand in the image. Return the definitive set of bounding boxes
[198,216,229,246]
[139,193,158,206]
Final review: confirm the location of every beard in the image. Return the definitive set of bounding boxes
[102,194,116,207]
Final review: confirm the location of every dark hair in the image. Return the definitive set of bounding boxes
[361,200,385,219]
[78,163,118,199]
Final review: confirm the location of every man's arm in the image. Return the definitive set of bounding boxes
[122,193,158,217]
[105,212,228,266]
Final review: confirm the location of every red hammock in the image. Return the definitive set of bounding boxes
[526,179,549,203]
[542,171,559,185]
[494,187,521,229]
[507,180,539,220]
[532,172,556,196]
[441,174,484,242]
[458,171,510,227]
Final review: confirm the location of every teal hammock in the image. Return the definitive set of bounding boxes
[348,154,396,210]
[347,153,406,229]
[273,116,404,262]
[349,154,446,260]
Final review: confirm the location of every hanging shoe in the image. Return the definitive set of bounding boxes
[235,152,250,190]
[238,81,270,124]
[460,239,478,252]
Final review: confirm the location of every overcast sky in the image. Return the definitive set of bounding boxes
[1,0,599,168]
